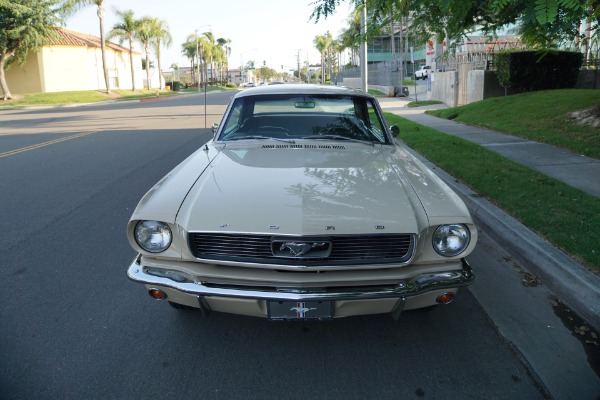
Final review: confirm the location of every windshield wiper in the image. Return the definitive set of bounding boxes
[301,135,375,146]
[226,135,295,144]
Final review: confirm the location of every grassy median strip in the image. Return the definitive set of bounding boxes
[426,89,600,159]
[385,112,600,271]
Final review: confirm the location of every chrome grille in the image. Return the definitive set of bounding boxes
[188,233,415,266]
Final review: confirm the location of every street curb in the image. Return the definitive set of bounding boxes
[416,153,600,331]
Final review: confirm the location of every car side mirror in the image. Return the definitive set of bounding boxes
[212,123,219,134]
[390,125,400,136]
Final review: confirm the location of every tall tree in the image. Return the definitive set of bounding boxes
[324,31,334,81]
[107,8,138,91]
[217,37,231,84]
[62,0,110,93]
[202,31,216,85]
[313,34,328,83]
[312,0,595,49]
[135,16,154,89]
[339,11,362,66]
[0,0,63,100]
[149,18,172,90]
[181,36,198,84]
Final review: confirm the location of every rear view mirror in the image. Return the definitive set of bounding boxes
[212,123,219,134]
[390,125,400,136]
[294,101,315,109]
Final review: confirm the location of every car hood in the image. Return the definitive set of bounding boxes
[175,143,430,236]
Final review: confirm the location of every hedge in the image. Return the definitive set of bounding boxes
[496,50,583,93]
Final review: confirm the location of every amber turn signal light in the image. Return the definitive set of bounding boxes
[436,293,455,304]
[148,288,167,300]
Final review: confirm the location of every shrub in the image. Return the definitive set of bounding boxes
[496,50,583,93]
[225,83,237,88]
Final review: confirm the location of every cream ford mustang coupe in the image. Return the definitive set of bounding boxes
[127,85,477,320]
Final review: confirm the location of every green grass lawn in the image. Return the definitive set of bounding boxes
[0,86,234,107]
[385,112,600,271]
[407,100,444,108]
[369,89,387,96]
[4,90,111,105]
[1,89,175,106]
[427,89,600,159]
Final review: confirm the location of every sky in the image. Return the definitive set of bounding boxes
[64,0,355,73]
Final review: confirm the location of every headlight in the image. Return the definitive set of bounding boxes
[134,220,172,253]
[432,224,470,257]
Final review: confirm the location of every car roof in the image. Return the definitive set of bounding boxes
[234,84,374,99]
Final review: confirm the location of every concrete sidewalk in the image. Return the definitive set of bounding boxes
[380,97,600,198]
[378,97,600,332]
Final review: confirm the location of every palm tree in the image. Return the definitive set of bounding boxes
[135,17,154,89]
[217,38,232,84]
[181,37,198,85]
[313,35,327,83]
[324,32,334,82]
[62,0,110,94]
[107,8,138,91]
[149,19,172,90]
[339,12,362,67]
[201,31,216,86]
[330,40,341,81]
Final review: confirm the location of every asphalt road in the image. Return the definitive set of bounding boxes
[0,91,579,399]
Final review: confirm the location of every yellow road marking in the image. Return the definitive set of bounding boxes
[0,131,98,159]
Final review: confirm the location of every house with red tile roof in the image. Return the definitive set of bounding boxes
[5,27,156,94]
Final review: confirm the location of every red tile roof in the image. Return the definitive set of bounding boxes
[46,27,132,53]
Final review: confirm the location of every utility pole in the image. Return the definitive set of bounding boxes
[195,30,200,92]
[360,2,368,92]
[295,49,302,83]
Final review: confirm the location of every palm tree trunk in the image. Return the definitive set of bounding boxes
[97,4,110,94]
[328,47,332,82]
[145,45,150,89]
[156,40,163,89]
[321,52,325,84]
[128,36,136,91]
[191,58,195,85]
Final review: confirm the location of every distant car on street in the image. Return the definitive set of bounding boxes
[414,65,431,80]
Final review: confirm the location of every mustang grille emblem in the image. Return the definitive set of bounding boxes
[291,303,317,317]
[271,238,332,258]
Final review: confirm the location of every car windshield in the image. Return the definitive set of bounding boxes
[217,94,392,144]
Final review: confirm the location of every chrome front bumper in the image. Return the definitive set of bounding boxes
[127,255,474,302]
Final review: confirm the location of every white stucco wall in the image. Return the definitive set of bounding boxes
[4,52,44,94]
[5,44,144,94]
[39,46,144,92]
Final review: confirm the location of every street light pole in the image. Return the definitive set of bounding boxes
[360,2,368,92]
[195,30,200,93]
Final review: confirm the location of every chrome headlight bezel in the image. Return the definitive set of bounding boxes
[134,220,172,253]
[432,224,471,257]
